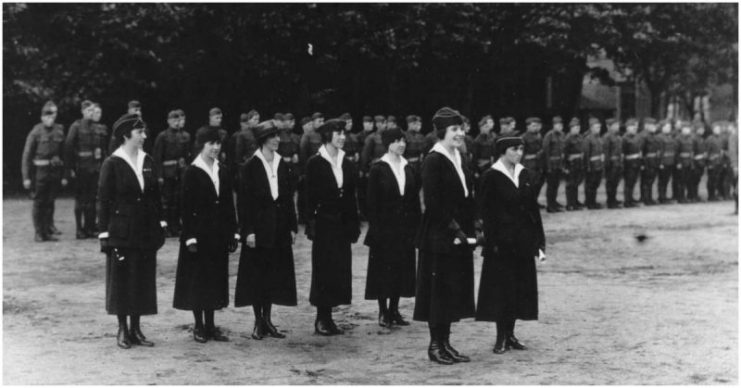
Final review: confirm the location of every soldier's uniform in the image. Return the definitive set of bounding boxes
[563,118,585,210]
[675,127,695,203]
[472,131,496,178]
[720,127,733,199]
[423,131,439,155]
[232,119,258,183]
[621,119,643,207]
[404,115,426,178]
[153,110,191,236]
[603,119,623,208]
[499,116,518,137]
[278,123,301,190]
[522,117,545,206]
[298,113,325,223]
[705,127,724,201]
[339,113,361,174]
[688,125,707,202]
[22,110,66,241]
[360,130,386,174]
[640,118,661,205]
[583,119,605,209]
[657,123,679,203]
[542,116,566,211]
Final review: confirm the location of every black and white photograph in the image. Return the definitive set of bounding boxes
[2,2,738,384]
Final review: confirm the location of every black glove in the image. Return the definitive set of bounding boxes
[228,238,238,253]
[187,243,198,254]
[99,238,112,254]
[305,220,316,241]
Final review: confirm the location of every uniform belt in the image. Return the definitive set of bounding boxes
[524,154,537,160]
[679,152,692,157]
[407,156,420,162]
[645,152,658,158]
[663,152,675,157]
[709,154,721,160]
[568,153,583,160]
[477,158,490,163]
[283,156,293,162]
[589,155,603,161]
[693,154,705,160]
[625,153,641,160]
[77,151,93,157]
[162,160,178,166]
[32,159,50,167]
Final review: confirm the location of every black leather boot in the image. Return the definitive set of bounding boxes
[252,306,266,340]
[129,327,154,347]
[389,310,410,326]
[428,340,455,365]
[378,311,391,328]
[506,320,527,350]
[314,318,332,336]
[441,326,470,362]
[117,316,131,349]
[327,315,344,335]
[493,321,507,354]
[263,304,285,338]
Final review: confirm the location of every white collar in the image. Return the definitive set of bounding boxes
[254,148,282,168]
[380,153,408,170]
[431,142,469,197]
[192,154,220,194]
[112,146,146,191]
[318,144,345,168]
[254,148,281,200]
[492,159,524,188]
[381,153,408,196]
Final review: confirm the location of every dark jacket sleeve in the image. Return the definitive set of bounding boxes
[21,128,38,182]
[63,122,79,175]
[222,168,238,237]
[152,132,165,180]
[422,155,463,233]
[238,162,257,238]
[96,158,116,233]
[180,167,198,242]
[365,163,381,230]
[524,170,546,252]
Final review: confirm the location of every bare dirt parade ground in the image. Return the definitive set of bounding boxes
[3,181,738,385]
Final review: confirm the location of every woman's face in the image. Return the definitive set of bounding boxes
[503,145,524,165]
[388,137,406,156]
[330,130,346,149]
[202,140,221,161]
[125,128,147,149]
[264,133,280,152]
[442,124,465,149]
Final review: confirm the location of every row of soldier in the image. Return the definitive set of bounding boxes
[21,98,738,242]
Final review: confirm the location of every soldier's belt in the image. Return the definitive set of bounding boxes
[407,157,420,162]
[589,155,603,161]
[283,156,293,162]
[162,160,178,166]
[32,159,51,167]
[524,154,538,160]
[709,154,721,160]
[625,153,641,160]
[693,154,706,160]
[77,151,93,157]
[568,153,583,160]
[679,152,692,157]
[645,152,658,158]
[663,152,675,157]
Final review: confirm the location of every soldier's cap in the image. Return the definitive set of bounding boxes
[499,117,512,126]
[312,112,323,120]
[240,113,250,122]
[478,115,492,127]
[569,118,581,128]
[606,118,619,126]
[588,117,600,126]
[407,115,421,123]
[41,101,57,115]
[128,100,141,109]
[274,113,285,121]
[209,107,222,117]
[657,119,669,128]
[246,109,260,120]
[362,115,373,122]
[254,120,280,141]
[432,107,463,136]
[495,136,524,154]
[168,110,182,120]
[197,126,222,145]
[387,115,397,123]
[81,100,94,110]
[693,122,705,131]
[381,128,405,148]
[339,113,352,121]
[301,117,312,126]
[316,118,346,135]
[284,113,294,120]
[113,113,146,139]
[92,102,101,108]
[625,118,638,126]
[175,109,186,117]
[525,117,541,125]
[374,115,386,123]
[643,117,657,125]
[552,116,563,124]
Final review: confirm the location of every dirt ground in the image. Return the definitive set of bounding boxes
[3,187,738,384]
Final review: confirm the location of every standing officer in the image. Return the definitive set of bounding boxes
[64,100,100,238]
[720,123,734,200]
[675,121,695,203]
[603,118,623,209]
[277,113,301,185]
[639,118,661,205]
[152,109,192,237]
[460,116,475,170]
[657,120,679,203]
[360,115,387,176]
[356,115,376,219]
[22,101,68,241]
[563,118,585,210]
[522,117,545,207]
[387,115,398,130]
[231,110,260,182]
[542,116,566,212]
[194,108,228,164]
[583,118,605,209]
[621,118,643,208]
[499,117,518,137]
[705,122,725,201]
[688,123,707,202]
[472,115,496,181]
[340,113,361,170]
[404,115,427,178]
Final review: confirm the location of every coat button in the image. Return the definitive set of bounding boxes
[215,200,219,204]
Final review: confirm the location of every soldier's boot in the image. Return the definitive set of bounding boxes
[32,201,46,242]
[42,205,58,241]
[75,203,86,239]
[84,203,97,237]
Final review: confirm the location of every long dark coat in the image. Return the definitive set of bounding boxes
[475,166,545,322]
[172,162,237,311]
[97,152,165,315]
[413,150,476,324]
[305,152,360,307]
[234,154,298,307]
[364,160,420,299]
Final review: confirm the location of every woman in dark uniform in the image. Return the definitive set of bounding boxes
[173,127,239,343]
[414,107,477,365]
[235,121,298,340]
[364,127,420,328]
[476,136,545,354]
[305,118,360,336]
[97,113,166,349]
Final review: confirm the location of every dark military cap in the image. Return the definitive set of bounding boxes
[41,101,57,115]
[81,100,94,110]
[339,113,352,121]
[625,118,638,126]
[240,113,250,122]
[588,117,601,127]
[284,113,295,120]
[381,128,405,148]
[274,113,285,121]
[246,109,260,120]
[128,100,141,109]
[312,112,323,120]
[316,118,346,135]
[499,117,511,126]
[552,116,563,124]
[301,117,312,126]
[387,115,397,124]
[209,107,222,116]
[362,115,373,122]
[175,109,185,117]
[569,118,581,128]
[644,117,656,125]
[168,110,182,120]
[432,107,463,137]
[606,118,619,126]
[657,119,669,128]
[113,113,145,140]
[525,117,541,125]
[407,115,421,123]
[254,120,280,141]
[495,136,524,155]
[374,115,386,123]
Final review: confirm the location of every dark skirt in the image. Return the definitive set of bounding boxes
[364,240,416,300]
[106,248,157,315]
[413,246,475,324]
[172,240,230,311]
[234,231,297,307]
[475,246,538,322]
[309,219,352,307]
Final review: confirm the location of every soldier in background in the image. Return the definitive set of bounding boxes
[341,113,361,169]
[360,115,387,174]
[657,120,679,204]
[727,122,738,214]
[705,122,725,201]
[522,117,545,207]
[720,122,734,200]
[110,100,143,154]
[472,115,496,182]
[675,121,695,203]
[543,116,566,212]
[403,115,426,178]
[64,100,102,238]
[583,118,605,209]
[231,110,260,183]
[621,118,643,208]
[277,113,301,190]
[499,116,518,137]
[688,123,707,202]
[563,118,585,210]
[298,114,323,224]
[387,115,398,130]
[152,109,191,237]
[640,118,661,205]
[22,101,68,241]
[603,118,624,209]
